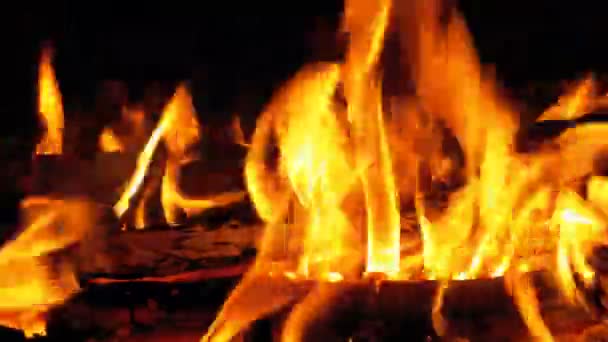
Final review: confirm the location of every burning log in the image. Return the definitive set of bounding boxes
[22,275,243,341]
[76,213,261,280]
[238,274,599,341]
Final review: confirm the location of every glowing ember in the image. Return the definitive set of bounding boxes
[4,46,250,338]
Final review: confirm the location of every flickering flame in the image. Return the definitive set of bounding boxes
[0,197,97,337]
[99,127,124,152]
[15,0,608,340]
[112,107,170,218]
[230,115,249,147]
[203,0,608,340]
[538,76,596,121]
[99,106,150,154]
[35,46,64,155]
[113,85,246,226]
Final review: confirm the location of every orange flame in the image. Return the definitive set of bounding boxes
[0,197,97,337]
[35,46,64,155]
[113,85,246,226]
[538,76,596,121]
[203,0,608,340]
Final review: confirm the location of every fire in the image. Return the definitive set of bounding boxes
[203,0,608,340]
[343,0,401,277]
[538,76,596,121]
[1,46,252,337]
[230,115,250,147]
[99,127,124,153]
[11,1,608,340]
[35,46,64,155]
[99,105,151,153]
[0,197,97,337]
[112,85,246,227]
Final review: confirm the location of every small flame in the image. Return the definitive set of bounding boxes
[99,127,124,152]
[35,46,64,155]
[19,0,608,340]
[230,115,250,147]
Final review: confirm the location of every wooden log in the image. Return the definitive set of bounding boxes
[76,221,262,280]
[7,272,600,341]
[36,274,242,341]
[239,274,599,342]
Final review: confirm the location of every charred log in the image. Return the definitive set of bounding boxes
[240,274,599,342]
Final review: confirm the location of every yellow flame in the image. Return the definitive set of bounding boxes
[343,0,400,277]
[538,76,596,121]
[160,88,246,224]
[202,0,608,340]
[0,198,96,336]
[35,47,64,155]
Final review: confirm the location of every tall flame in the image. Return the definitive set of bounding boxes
[19,0,608,340]
[343,0,401,277]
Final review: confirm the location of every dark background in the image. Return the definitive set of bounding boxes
[3,0,608,158]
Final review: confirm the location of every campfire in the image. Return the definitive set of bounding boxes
[202,0,608,340]
[6,0,608,341]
